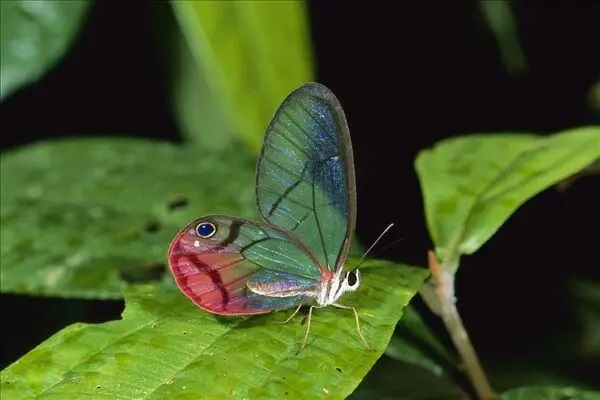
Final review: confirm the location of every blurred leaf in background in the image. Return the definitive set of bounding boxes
[499,386,599,400]
[570,279,600,361]
[1,261,428,399]
[350,356,463,400]
[163,0,314,151]
[0,138,256,299]
[0,0,91,100]
[479,1,527,76]
[589,80,600,119]
[385,305,459,379]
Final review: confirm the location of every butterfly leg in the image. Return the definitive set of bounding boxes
[276,303,303,325]
[332,303,371,349]
[299,305,315,352]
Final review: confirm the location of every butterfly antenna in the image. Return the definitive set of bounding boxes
[371,237,405,255]
[355,223,394,269]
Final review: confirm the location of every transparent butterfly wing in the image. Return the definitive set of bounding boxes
[256,83,356,273]
[168,216,322,315]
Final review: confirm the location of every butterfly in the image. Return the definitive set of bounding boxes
[168,83,369,350]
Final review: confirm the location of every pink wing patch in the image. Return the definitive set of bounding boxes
[169,232,267,315]
[168,216,314,315]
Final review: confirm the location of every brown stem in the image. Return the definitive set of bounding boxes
[424,251,496,400]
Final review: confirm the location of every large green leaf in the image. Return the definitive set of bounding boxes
[500,386,600,400]
[415,127,600,271]
[0,0,90,100]
[166,0,314,151]
[0,138,256,299]
[0,260,428,400]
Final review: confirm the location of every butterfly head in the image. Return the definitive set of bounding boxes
[323,268,361,306]
[342,269,360,292]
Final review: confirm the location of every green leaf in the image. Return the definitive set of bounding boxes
[570,279,600,359]
[0,0,90,100]
[556,158,600,191]
[386,305,459,377]
[350,357,463,400]
[500,386,600,400]
[415,127,600,271]
[0,260,428,400]
[167,0,314,151]
[479,2,527,76]
[0,138,256,299]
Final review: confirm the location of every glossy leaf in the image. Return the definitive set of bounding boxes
[0,260,428,399]
[500,386,600,400]
[415,127,600,271]
[167,0,314,151]
[0,138,256,299]
[0,0,90,100]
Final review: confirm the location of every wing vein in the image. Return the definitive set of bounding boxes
[262,154,310,183]
[269,127,312,158]
[186,270,256,293]
[187,256,245,272]
[281,109,325,150]
[256,184,314,212]
[266,164,309,217]
[293,97,337,142]
[311,170,330,269]
[238,237,271,253]
[290,210,311,231]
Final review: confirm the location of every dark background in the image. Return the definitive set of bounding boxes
[2,0,599,388]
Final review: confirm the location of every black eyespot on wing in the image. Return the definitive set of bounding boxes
[196,222,216,238]
[347,270,358,287]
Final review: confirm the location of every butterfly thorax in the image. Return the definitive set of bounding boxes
[316,269,360,306]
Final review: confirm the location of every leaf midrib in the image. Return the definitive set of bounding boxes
[441,142,533,269]
[442,134,597,270]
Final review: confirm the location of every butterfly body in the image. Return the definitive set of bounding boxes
[168,83,368,348]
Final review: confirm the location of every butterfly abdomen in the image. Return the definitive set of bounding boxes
[246,270,320,298]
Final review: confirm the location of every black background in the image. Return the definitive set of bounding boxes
[1,0,599,388]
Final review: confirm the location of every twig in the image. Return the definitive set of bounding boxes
[421,251,496,400]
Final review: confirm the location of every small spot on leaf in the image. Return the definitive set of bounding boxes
[436,198,457,216]
[168,196,189,211]
[336,367,342,373]
[145,220,161,233]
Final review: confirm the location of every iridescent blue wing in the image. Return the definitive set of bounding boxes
[256,83,356,273]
